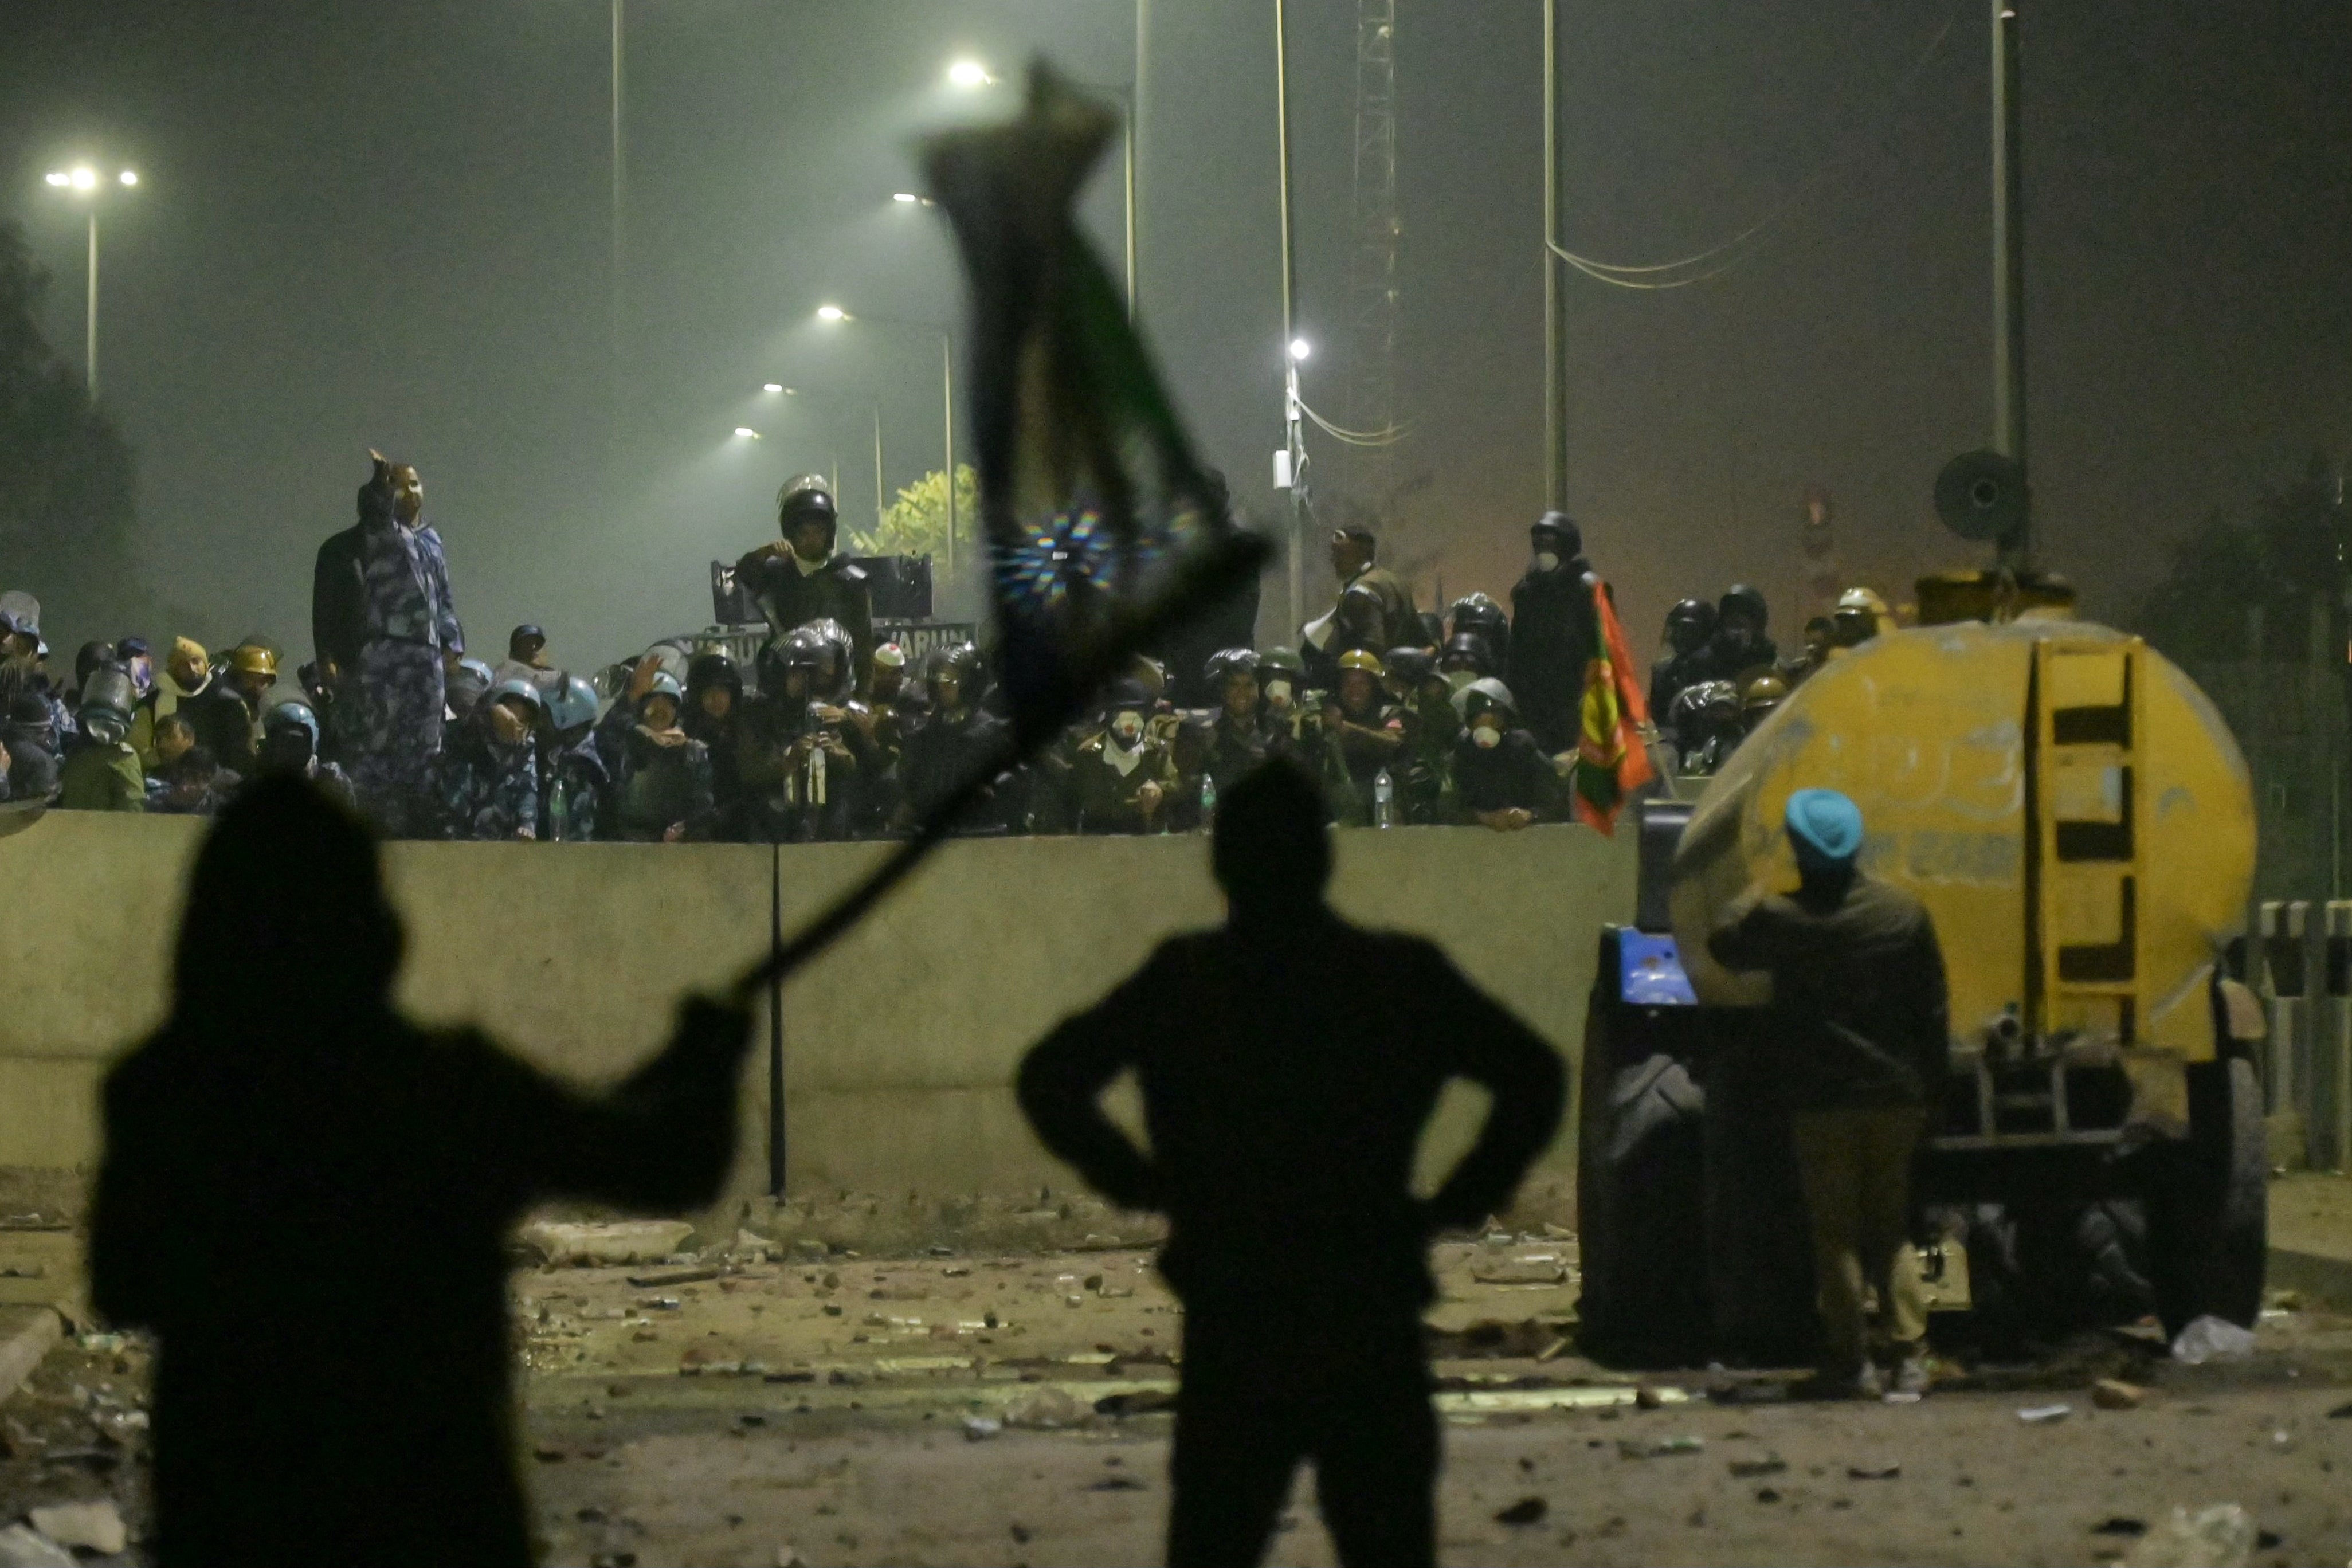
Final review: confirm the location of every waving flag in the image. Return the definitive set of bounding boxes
[923,62,1266,747]
[734,61,1265,998]
[1571,582,1655,834]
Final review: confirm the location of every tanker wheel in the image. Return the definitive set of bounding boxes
[2146,1056,2267,1339]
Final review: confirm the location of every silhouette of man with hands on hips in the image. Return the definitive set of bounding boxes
[1019,757,1566,1568]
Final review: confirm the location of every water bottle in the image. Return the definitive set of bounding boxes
[1198,773,1217,830]
[1372,768,1395,829]
[547,771,570,842]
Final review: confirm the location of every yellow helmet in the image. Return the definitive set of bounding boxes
[1336,648,1385,677]
[228,643,279,680]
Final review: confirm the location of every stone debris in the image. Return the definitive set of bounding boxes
[1003,1387,1093,1430]
[25,1500,126,1555]
[961,1416,1003,1441]
[1471,1253,1569,1286]
[1845,1460,1901,1480]
[2119,1503,2256,1568]
[2169,1316,2256,1366]
[0,1524,73,1568]
[523,1220,695,1267]
[2092,1378,2146,1411]
[628,1266,720,1288]
[1617,1436,1702,1460]
[1493,1496,1547,1526]
[1727,1454,1786,1478]
[2017,1404,2071,1424]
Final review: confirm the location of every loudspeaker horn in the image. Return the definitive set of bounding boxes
[1934,449,2027,543]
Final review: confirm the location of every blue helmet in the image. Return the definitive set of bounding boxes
[264,699,322,748]
[547,674,599,732]
[488,676,544,715]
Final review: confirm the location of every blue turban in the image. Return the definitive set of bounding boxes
[1785,787,1864,866]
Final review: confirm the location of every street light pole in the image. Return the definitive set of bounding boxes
[611,0,626,442]
[1542,0,1569,511]
[1132,0,1148,321]
[85,210,99,397]
[44,164,137,397]
[1990,0,2032,570]
[1275,0,1304,637]
[816,306,957,578]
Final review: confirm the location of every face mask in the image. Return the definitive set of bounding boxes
[1533,551,1560,573]
[1264,680,1292,708]
[262,735,313,771]
[1110,714,1144,746]
[1472,722,1502,749]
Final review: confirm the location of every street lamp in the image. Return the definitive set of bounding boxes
[42,162,139,395]
[814,305,958,577]
[946,58,994,89]
[734,427,761,439]
[1288,338,1312,362]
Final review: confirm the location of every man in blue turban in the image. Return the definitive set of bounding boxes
[1710,787,1951,1398]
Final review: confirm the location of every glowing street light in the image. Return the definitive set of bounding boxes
[1288,337,1312,362]
[42,162,140,394]
[815,302,959,573]
[762,382,784,394]
[734,427,761,439]
[946,58,993,89]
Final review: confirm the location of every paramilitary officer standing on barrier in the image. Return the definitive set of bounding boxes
[731,476,875,685]
[1708,787,1951,1400]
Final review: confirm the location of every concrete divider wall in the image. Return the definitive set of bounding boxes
[0,809,1635,1214]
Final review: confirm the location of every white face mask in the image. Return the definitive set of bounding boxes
[1472,722,1503,749]
[1264,680,1293,708]
[1533,551,1560,572]
[1110,714,1144,746]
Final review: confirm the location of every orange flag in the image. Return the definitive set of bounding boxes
[1570,581,1655,834]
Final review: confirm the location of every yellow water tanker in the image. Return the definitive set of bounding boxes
[1671,618,2254,1066]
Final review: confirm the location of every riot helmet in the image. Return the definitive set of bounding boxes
[1440,631,1495,679]
[1101,679,1154,749]
[1452,676,1520,746]
[1718,584,1769,636]
[447,658,495,719]
[686,650,742,720]
[1664,597,1716,657]
[486,677,543,747]
[1255,645,1306,714]
[637,669,685,730]
[77,667,136,746]
[927,642,987,716]
[1334,648,1385,718]
[547,675,600,736]
[1528,511,1582,570]
[776,474,840,558]
[260,700,324,772]
[1383,646,1436,701]
[1832,586,1891,648]
[1740,672,1789,734]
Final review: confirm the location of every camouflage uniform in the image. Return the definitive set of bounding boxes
[434,726,540,841]
[331,488,463,834]
[1063,730,1179,834]
[542,735,611,843]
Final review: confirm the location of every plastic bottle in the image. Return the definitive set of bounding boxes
[547,771,570,842]
[1198,773,1217,830]
[1372,768,1395,829]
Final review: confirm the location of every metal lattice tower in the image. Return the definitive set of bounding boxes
[1346,0,1400,499]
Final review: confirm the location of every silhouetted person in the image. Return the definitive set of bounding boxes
[89,777,752,1568]
[1017,758,1565,1568]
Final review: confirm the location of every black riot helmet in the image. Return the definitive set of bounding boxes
[1664,597,1716,656]
[775,473,840,553]
[1440,630,1495,677]
[1383,646,1436,695]
[1718,583,1769,635]
[1450,592,1508,645]
[1529,511,1582,560]
[927,642,987,711]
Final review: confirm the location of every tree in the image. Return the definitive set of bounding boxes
[845,464,979,563]
[0,222,148,648]
[2128,454,2346,665]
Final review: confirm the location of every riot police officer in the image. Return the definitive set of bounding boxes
[894,643,1015,834]
[258,700,356,807]
[1506,512,1603,752]
[1190,649,1292,804]
[1448,592,1511,673]
[1065,680,1178,834]
[436,677,543,840]
[1383,646,1456,825]
[1704,584,1779,687]
[540,675,609,842]
[1649,597,1718,728]
[610,671,714,842]
[1449,678,1558,831]
[1319,649,1405,825]
[731,475,875,682]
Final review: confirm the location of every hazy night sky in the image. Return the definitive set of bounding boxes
[3,0,2346,668]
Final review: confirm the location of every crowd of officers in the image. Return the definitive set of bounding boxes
[0,457,1906,843]
[1645,582,1899,778]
